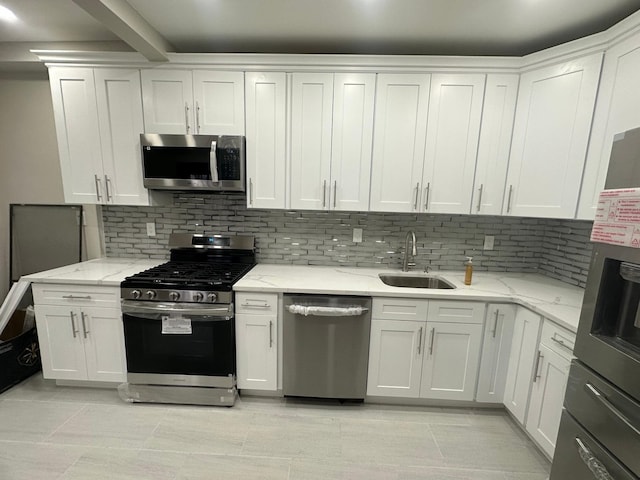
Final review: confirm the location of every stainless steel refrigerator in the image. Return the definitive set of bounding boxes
[550,128,640,479]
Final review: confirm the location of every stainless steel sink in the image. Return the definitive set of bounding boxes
[379,274,456,289]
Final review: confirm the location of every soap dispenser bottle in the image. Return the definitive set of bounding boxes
[464,257,473,285]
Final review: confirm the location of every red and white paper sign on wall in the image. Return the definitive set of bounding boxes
[591,188,640,248]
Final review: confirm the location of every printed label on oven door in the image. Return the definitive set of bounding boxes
[161,316,192,335]
[592,188,640,248]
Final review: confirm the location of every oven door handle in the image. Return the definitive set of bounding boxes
[121,300,233,318]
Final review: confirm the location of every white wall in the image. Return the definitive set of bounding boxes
[0,76,103,300]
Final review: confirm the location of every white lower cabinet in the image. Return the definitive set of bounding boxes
[235,292,278,391]
[366,299,484,401]
[34,305,126,382]
[476,304,516,403]
[525,320,575,458]
[503,307,542,423]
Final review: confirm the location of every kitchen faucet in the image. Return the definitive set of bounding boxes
[402,231,417,272]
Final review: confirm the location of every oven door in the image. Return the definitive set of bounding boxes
[121,301,236,388]
[575,243,640,401]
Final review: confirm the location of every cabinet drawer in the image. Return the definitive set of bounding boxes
[372,297,429,321]
[427,301,485,324]
[235,292,279,315]
[540,320,575,359]
[32,283,120,308]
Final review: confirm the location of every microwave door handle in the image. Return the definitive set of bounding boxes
[210,141,219,183]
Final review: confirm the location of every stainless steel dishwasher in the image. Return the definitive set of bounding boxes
[283,294,371,400]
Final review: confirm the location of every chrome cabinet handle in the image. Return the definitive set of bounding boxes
[417,327,423,355]
[269,320,273,348]
[507,185,513,213]
[492,309,499,338]
[322,180,327,208]
[185,103,190,133]
[240,301,271,308]
[585,383,640,437]
[62,295,92,300]
[94,174,103,202]
[413,183,420,210]
[249,178,254,205]
[80,312,89,339]
[429,327,435,355]
[575,438,614,480]
[476,184,484,212]
[69,312,78,338]
[333,180,337,208]
[550,335,574,352]
[196,101,201,133]
[424,182,430,210]
[105,175,113,202]
[533,351,543,382]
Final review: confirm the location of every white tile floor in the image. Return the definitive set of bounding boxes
[0,374,550,479]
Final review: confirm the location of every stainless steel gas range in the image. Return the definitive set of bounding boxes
[118,233,255,406]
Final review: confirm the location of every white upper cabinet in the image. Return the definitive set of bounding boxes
[578,31,640,219]
[289,73,334,210]
[422,74,486,214]
[370,74,431,212]
[472,75,519,215]
[503,53,603,218]
[289,72,375,211]
[94,69,148,206]
[330,73,376,211]
[141,69,244,135]
[245,72,287,209]
[49,67,152,206]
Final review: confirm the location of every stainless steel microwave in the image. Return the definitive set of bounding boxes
[140,134,245,192]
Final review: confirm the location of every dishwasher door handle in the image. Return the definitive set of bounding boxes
[287,304,369,316]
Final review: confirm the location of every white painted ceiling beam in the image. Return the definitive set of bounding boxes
[72,0,173,61]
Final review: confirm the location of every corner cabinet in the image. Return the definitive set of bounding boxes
[140,69,245,135]
[48,67,155,206]
[32,283,126,383]
[366,298,484,401]
[235,292,278,391]
[503,52,603,218]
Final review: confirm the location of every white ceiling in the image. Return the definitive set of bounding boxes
[1,0,640,72]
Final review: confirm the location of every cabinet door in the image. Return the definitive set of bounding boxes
[578,33,640,219]
[48,67,103,204]
[369,74,430,212]
[192,71,245,135]
[366,319,423,398]
[141,70,194,134]
[526,343,571,458]
[94,68,149,206]
[235,314,278,391]
[472,74,519,215]
[476,304,516,403]
[290,73,334,210]
[504,53,603,218]
[82,307,127,382]
[245,72,287,209]
[419,322,483,401]
[34,305,87,381]
[422,74,485,214]
[503,307,542,424]
[330,73,376,211]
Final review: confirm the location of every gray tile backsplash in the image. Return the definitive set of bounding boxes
[103,193,594,287]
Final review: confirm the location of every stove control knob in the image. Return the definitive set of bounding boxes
[169,291,180,302]
[193,292,204,302]
[207,293,218,303]
[145,290,156,300]
[131,289,141,300]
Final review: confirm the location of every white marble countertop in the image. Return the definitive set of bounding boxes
[234,264,585,333]
[21,258,163,286]
[21,258,585,333]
